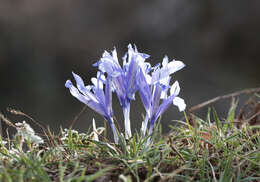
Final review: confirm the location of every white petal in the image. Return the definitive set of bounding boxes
[85,85,92,90]
[92,118,99,141]
[30,135,44,144]
[96,71,106,82]
[112,48,119,64]
[23,122,35,135]
[170,81,180,96]
[91,77,103,89]
[102,50,111,57]
[167,60,185,74]
[162,56,169,67]
[160,90,168,99]
[91,77,97,87]
[122,53,127,66]
[173,97,186,112]
[145,74,152,85]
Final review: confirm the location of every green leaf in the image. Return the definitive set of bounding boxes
[213,108,221,132]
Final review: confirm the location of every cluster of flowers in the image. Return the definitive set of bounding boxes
[65,44,186,144]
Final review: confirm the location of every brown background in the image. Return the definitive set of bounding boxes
[0,0,260,135]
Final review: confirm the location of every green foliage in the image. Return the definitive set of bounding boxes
[0,99,260,181]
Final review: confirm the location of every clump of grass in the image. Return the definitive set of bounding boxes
[0,92,259,181]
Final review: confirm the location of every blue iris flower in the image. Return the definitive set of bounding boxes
[94,44,150,139]
[66,44,186,144]
[137,56,186,136]
[65,72,119,144]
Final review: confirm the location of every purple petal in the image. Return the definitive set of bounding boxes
[137,70,152,114]
[154,93,176,122]
[105,76,113,117]
[65,80,106,116]
[112,76,126,106]
[151,69,160,84]
[65,80,89,105]
[87,99,107,117]
[101,58,122,77]
[126,56,139,100]
[72,72,85,90]
[91,72,106,90]
[150,84,163,118]
[72,72,98,102]
[93,76,106,108]
[92,61,100,67]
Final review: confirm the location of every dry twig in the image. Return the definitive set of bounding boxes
[189,87,260,113]
[70,106,87,128]
[168,136,185,163]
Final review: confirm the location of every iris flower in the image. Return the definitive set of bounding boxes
[65,72,119,144]
[94,44,150,139]
[66,44,186,144]
[137,56,186,136]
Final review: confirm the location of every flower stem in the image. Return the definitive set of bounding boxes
[108,118,119,144]
[123,103,132,139]
[142,114,149,136]
[146,122,154,146]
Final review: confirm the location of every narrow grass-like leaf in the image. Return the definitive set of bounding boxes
[206,107,211,126]
[224,99,238,132]
[145,155,152,179]
[213,108,221,133]
[219,155,233,182]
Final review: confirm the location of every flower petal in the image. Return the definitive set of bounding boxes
[162,56,169,67]
[92,118,99,141]
[105,76,113,117]
[154,94,176,122]
[170,81,180,96]
[126,56,139,100]
[72,72,85,89]
[167,60,185,75]
[112,48,119,64]
[173,96,186,112]
[137,70,152,114]
[98,51,122,77]
[112,76,126,106]
[65,80,106,117]
[65,80,89,105]
[72,72,98,102]
[151,84,163,118]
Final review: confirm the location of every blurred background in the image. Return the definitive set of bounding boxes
[0,0,260,135]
